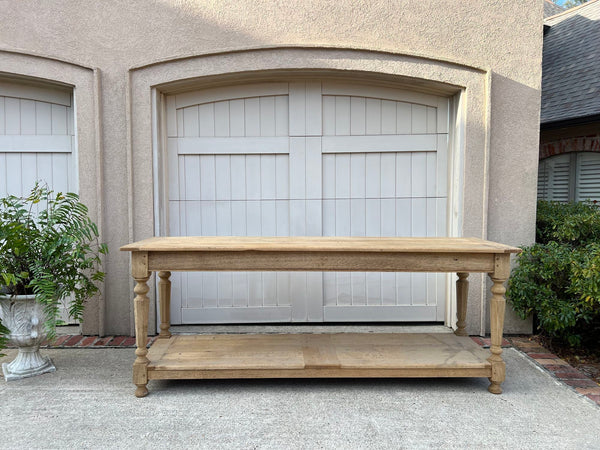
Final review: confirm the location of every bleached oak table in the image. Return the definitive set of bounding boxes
[121,236,520,397]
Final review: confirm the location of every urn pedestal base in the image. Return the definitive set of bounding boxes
[0,295,57,381]
[2,346,56,381]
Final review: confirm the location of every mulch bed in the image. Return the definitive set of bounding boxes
[530,335,600,385]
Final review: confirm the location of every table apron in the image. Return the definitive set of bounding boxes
[147,251,496,273]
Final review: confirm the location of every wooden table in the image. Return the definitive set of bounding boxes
[121,236,520,397]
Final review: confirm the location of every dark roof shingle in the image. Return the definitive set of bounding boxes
[541,0,600,124]
[544,0,564,18]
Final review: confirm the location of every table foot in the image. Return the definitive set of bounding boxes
[488,381,502,394]
[135,384,149,398]
[487,357,506,394]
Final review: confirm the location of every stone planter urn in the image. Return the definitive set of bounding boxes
[0,295,56,381]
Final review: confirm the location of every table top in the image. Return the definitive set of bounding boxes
[120,236,521,254]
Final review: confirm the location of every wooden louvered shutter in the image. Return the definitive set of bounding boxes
[538,154,571,202]
[549,154,572,202]
[575,153,600,202]
[537,159,549,200]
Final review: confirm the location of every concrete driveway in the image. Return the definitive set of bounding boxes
[1,346,600,449]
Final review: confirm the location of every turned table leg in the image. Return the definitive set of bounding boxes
[487,254,510,394]
[133,274,150,397]
[132,251,150,398]
[454,272,469,336]
[158,271,172,338]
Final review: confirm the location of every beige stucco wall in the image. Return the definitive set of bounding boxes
[0,0,543,335]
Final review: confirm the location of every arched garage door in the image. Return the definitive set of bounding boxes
[164,80,449,324]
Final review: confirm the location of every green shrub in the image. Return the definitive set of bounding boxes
[508,200,600,346]
[536,200,600,245]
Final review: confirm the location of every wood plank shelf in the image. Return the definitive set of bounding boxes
[146,333,492,380]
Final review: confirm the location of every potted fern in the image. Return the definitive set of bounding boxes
[0,183,107,380]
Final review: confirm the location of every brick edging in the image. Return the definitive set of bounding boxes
[34,335,158,348]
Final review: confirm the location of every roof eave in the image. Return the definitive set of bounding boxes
[540,113,600,130]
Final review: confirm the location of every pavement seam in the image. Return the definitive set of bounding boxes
[506,336,600,408]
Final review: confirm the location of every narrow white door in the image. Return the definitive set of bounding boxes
[165,80,449,324]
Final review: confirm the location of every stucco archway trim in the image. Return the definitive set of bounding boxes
[0,47,95,72]
[130,44,488,77]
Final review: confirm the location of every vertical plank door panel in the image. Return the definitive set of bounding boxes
[20,100,36,135]
[274,96,289,137]
[0,154,6,197]
[214,101,230,137]
[199,103,215,137]
[35,101,52,134]
[183,106,199,137]
[0,97,5,135]
[365,98,381,135]
[229,99,245,137]
[200,155,216,201]
[244,98,260,137]
[335,96,351,136]
[20,153,37,194]
[5,98,21,134]
[350,97,366,135]
[411,104,427,134]
[259,96,276,137]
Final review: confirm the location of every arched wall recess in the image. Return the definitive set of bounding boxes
[128,47,491,335]
[0,49,104,335]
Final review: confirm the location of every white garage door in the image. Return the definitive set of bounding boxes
[0,79,76,323]
[165,81,449,324]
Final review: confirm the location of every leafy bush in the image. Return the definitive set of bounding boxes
[536,200,600,245]
[508,200,600,346]
[0,184,107,346]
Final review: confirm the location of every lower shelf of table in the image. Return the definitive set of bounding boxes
[146,333,492,380]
